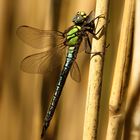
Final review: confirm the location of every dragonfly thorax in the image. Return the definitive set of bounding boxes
[65,25,82,46]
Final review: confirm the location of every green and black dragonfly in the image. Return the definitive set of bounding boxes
[17,10,105,138]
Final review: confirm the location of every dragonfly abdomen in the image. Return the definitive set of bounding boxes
[42,19,84,138]
[42,26,82,137]
[41,52,76,137]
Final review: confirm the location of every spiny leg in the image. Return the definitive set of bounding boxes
[84,33,110,57]
[92,15,109,39]
[92,25,105,40]
[84,34,103,55]
[93,14,105,29]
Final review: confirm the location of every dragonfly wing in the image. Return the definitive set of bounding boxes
[86,10,95,23]
[21,46,66,74]
[70,61,81,82]
[78,34,92,53]
[17,25,64,49]
[78,39,86,53]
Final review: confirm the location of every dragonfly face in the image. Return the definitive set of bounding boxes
[72,11,87,25]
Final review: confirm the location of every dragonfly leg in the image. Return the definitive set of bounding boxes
[90,52,104,60]
[84,33,109,55]
[88,43,110,58]
[93,14,105,29]
[84,34,102,55]
[92,24,106,40]
[92,17,110,40]
[106,43,110,48]
[93,14,110,32]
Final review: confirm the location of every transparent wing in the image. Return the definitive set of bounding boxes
[86,10,95,23]
[78,34,92,53]
[16,25,64,49]
[83,36,92,53]
[21,46,66,74]
[78,39,86,53]
[70,61,81,82]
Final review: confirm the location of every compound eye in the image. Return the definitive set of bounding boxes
[80,11,85,16]
[80,11,86,18]
[72,11,87,24]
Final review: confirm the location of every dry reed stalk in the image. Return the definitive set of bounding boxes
[124,0,140,139]
[106,0,135,140]
[83,0,109,140]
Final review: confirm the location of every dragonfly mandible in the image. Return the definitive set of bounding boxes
[16,10,105,138]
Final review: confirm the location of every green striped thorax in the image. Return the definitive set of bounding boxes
[66,25,81,46]
[64,11,88,57]
[65,11,87,47]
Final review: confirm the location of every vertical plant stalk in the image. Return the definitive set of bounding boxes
[83,0,109,140]
[106,0,135,140]
[124,0,140,138]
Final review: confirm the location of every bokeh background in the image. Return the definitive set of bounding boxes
[0,0,139,140]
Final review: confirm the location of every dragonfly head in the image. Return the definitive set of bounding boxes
[72,11,87,25]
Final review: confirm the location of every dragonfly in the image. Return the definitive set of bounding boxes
[16,10,105,138]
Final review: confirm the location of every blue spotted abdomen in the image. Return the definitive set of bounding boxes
[42,25,83,134]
